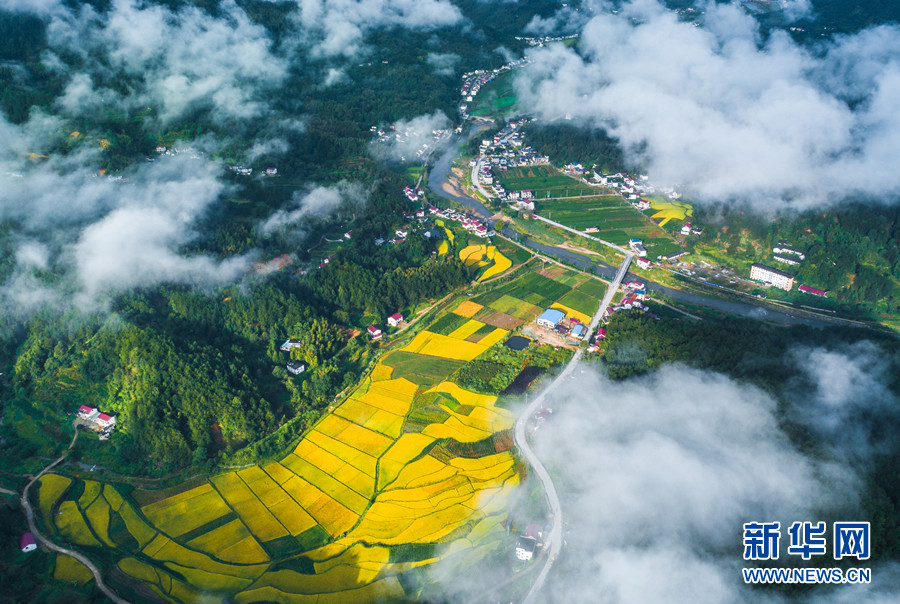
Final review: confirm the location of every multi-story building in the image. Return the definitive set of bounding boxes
[750,264,795,291]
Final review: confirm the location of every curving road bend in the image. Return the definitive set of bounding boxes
[15,423,129,604]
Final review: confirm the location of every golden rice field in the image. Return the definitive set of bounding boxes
[453,300,483,318]
[41,290,521,602]
[458,244,512,282]
[53,555,93,586]
[550,302,592,325]
[649,197,693,226]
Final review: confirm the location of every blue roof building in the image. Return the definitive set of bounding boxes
[571,324,587,339]
[536,308,565,328]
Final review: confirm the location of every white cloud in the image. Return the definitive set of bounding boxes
[261,181,366,234]
[45,0,288,124]
[514,0,900,208]
[294,0,464,58]
[426,52,460,76]
[370,110,451,163]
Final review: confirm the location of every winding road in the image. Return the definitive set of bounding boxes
[9,422,130,604]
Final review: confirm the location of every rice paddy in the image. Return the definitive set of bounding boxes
[459,244,513,282]
[39,269,557,603]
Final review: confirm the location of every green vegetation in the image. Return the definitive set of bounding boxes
[497,166,586,199]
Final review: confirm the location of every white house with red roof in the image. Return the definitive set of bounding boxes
[367,325,382,339]
[96,413,116,430]
[387,313,404,327]
[78,405,99,421]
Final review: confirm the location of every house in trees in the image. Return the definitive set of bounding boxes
[286,361,306,375]
[387,313,404,327]
[280,339,302,352]
[367,325,383,340]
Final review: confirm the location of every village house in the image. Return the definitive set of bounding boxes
[799,284,827,297]
[367,325,382,339]
[387,313,404,327]
[286,361,306,375]
[20,533,36,553]
[280,339,302,352]
[635,257,652,270]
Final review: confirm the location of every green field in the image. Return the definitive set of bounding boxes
[468,71,517,117]
[381,351,465,388]
[495,272,570,308]
[496,166,589,199]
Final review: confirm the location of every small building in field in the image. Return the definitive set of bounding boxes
[367,325,382,339]
[286,361,306,375]
[536,308,565,329]
[571,324,587,339]
[280,339,302,352]
[20,533,37,553]
[387,313,403,327]
[635,257,652,270]
[750,263,795,291]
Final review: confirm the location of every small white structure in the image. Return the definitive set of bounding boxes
[286,361,306,375]
[20,533,37,553]
[78,405,99,421]
[387,313,403,327]
[515,536,537,561]
[280,339,302,352]
[367,325,382,339]
[95,413,116,430]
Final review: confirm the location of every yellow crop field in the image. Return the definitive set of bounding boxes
[187,518,269,564]
[401,330,488,361]
[38,474,71,524]
[449,319,486,340]
[55,501,101,547]
[550,302,592,324]
[312,415,393,456]
[239,466,289,507]
[306,430,377,477]
[333,398,379,425]
[103,485,123,511]
[84,495,115,547]
[423,416,492,442]
[141,483,232,538]
[262,462,296,485]
[143,533,269,580]
[377,433,436,490]
[117,500,157,548]
[282,451,371,513]
[279,473,359,536]
[210,473,289,542]
[369,363,394,382]
[437,239,449,255]
[459,244,490,266]
[357,389,410,416]
[78,480,102,509]
[453,300,483,318]
[54,554,93,586]
[268,497,318,536]
[119,557,200,604]
[650,197,692,226]
[165,561,254,593]
[479,251,512,281]
[428,381,498,408]
[371,377,418,398]
[477,327,509,349]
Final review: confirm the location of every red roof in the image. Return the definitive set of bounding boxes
[97,413,113,422]
[79,405,95,414]
[20,532,35,549]
[367,325,380,334]
[389,313,402,321]
[799,284,827,297]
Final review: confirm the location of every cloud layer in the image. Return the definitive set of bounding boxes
[515,0,900,208]
[529,363,869,603]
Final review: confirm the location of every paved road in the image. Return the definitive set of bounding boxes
[16,423,129,604]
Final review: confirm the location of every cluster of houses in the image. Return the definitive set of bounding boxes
[366,312,404,341]
[76,405,116,440]
[680,222,703,237]
[458,57,530,118]
[227,165,278,177]
[515,33,580,47]
[772,240,806,266]
[428,205,494,238]
[403,185,425,202]
[602,281,653,322]
[473,121,550,207]
[628,238,648,258]
[535,308,590,341]
[280,339,307,375]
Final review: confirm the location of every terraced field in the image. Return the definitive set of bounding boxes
[36,298,523,603]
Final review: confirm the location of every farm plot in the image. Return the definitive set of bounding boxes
[380,351,464,388]
[453,300,483,318]
[141,483,233,539]
[497,166,585,198]
[496,272,570,307]
[555,288,601,317]
[38,474,71,525]
[459,245,512,282]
